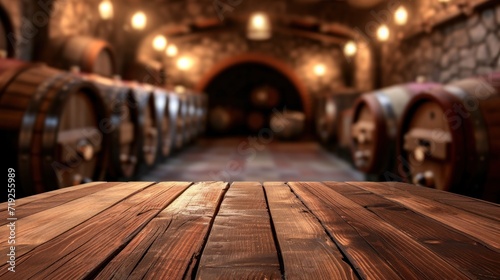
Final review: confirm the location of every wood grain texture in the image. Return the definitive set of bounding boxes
[95,181,228,280]
[0,182,121,226]
[348,181,500,251]
[263,182,358,280]
[0,182,191,279]
[0,182,155,258]
[330,182,500,278]
[195,182,282,280]
[289,182,470,280]
[370,181,500,222]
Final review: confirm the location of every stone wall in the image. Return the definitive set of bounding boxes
[382,3,500,86]
[158,31,348,98]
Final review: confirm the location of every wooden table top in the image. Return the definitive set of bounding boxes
[1,181,499,279]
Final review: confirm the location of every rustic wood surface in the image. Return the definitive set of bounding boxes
[0,181,499,279]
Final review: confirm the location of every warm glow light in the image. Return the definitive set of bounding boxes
[377,24,390,42]
[247,12,271,40]
[314,64,326,77]
[131,11,147,30]
[344,41,357,57]
[174,85,187,94]
[166,44,178,57]
[99,0,113,20]
[177,57,193,71]
[394,6,408,26]
[152,35,167,51]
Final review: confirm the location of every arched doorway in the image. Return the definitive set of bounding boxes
[197,53,311,136]
[0,4,15,57]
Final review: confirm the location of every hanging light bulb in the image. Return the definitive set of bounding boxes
[314,64,326,77]
[166,44,178,57]
[344,40,357,57]
[394,5,408,26]
[131,11,147,30]
[98,0,113,20]
[247,12,272,40]
[177,56,193,71]
[152,35,167,51]
[377,24,390,42]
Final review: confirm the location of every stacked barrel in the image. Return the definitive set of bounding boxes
[316,75,500,203]
[0,57,207,199]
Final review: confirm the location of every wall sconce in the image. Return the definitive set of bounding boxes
[98,0,113,20]
[394,5,408,26]
[377,24,390,42]
[152,35,167,51]
[166,44,178,57]
[247,12,272,40]
[177,56,193,71]
[314,64,327,77]
[131,11,147,30]
[344,41,357,57]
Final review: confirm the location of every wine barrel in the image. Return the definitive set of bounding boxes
[46,36,116,77]
[77,74,142,180]
[125,83,161,174]
[185,93,198,142]
[198,94,208,135]
[247,111,267,133]
[350,83,439,174]
[153,88,175,159]
[209,106,245,134]
[270,110,305,140]
[0,59,109,197]
[172,93,186,149]
[398,74,500,202]
[124,60,166,86]
[315,90,361,145]
[250,86,280,109]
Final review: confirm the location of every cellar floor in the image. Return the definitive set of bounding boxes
[143,137,364,182]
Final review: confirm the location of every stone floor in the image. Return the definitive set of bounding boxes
[143,137,364,182]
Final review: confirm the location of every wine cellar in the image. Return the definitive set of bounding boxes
[1,0,499,279]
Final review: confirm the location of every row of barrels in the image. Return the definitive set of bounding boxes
[0,58,207,199]
[316,74,500,203]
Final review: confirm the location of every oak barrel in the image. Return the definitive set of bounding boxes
[270,110,305,140]
[398,74,500,202]
[315,90,361,145]
[78,74,142,180]
[153,88,175,159]
[247,111,267,133]
[125,82,161,174]
[209,106,245,134]
[350,83,439,175]
[0,59,109,197]
[250,86,280,109]
[46,36,116,77]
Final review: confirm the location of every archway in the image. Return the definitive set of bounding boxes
[196,53,312,120]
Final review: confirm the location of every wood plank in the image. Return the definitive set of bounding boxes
[289,182,470,280]
[195,182,282,280]
[95,181,228,279]
[348,181,500,251]
[0,182,155,258]
[329,182,500,278]
[0,182,122,226]
[0,181,105,211]
[372,181,500,222]
[263,182,358,280]
[1,182,191,279]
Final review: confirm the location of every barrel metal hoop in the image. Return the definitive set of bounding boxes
[18,71,68,194]
[444,84,489,189]
[374,92,398,139]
